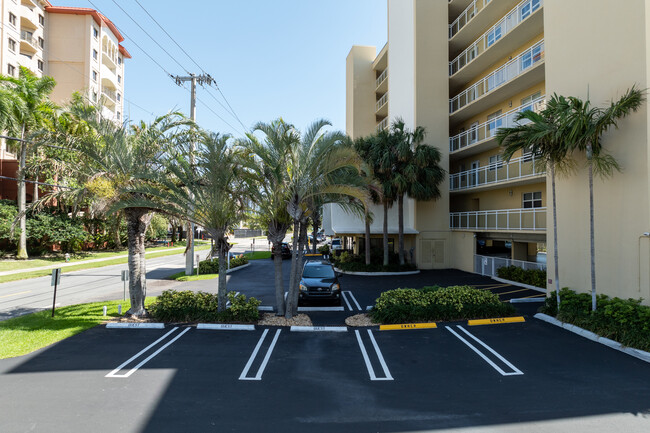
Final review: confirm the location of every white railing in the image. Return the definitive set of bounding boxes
[376,117,389,132]
[449,0,492,39]
[376,69,387,89]
[102,88,117,102]
[449,94,545,152]
[375,93,388,112]
[450,153,545,191]
[449,0,543,76]
[450,207,546,231]
[474,254,546,278]
[450,40,544,113]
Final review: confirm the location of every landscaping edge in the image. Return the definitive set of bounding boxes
[226,263,250,274]
[534,313,650,364]
[491,276,546,293]
[334,267,420,276]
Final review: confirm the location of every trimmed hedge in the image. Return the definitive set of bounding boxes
[541,288,650,351]
[333,251,416,273]
[149,290,260,323]
[369,285,516,324]
[496,265,546,288]
[198,255,248,274]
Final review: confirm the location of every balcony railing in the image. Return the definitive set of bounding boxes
[449,0,543,76]
[450,153,545,191]
[475,254,546,279]
[376,69,387,89]
[20,31,37,47]
[102,88,117,102]
[449,0,492,39]
[449,94,545,152]
[450,207,546,231]
[376,117,389,132]
[376,93,388,112]
[449,40,544,114]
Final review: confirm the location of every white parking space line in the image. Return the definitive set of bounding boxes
[355,329,393,381]
[297,306,345,312]
[225,291,240,308]
[341,291,353,311]
[106,327,191,378]
[342,291,362,311]
[445,326,523,376]
[239,329,282,381]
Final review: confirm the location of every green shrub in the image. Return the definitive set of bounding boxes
[318,244,330,254]
[496,265,546,288]
[198,255,249,274]
[149,289,260,323]
[541,288,650,351]
[333,251,416,272]
[369,285,516,324]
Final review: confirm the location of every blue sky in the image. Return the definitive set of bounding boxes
[59,0,387,136]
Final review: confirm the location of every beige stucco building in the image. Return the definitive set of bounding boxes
[327,0,650,305]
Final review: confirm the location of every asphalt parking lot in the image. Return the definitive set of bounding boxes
[1,260,649,432]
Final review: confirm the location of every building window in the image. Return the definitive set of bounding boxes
[8,64,15,76]
[93,49,98,60]
[117,75,122,84]
[521,44,543,70]
[8,38,16,52]
[520,92,542,112]
[93,27,98,39]
[92,70,97,81]
[39,14,45,26]
[521,0,541,20]
[487,110,503,137]
[117,111,121,120]
[37,60,43,71]
[117,93,121,102]
[38,37,44,48]
[469,121,479,144]
[488,155,503,171]
[8,12,16,26]
[118,57,122,65]
[523,192,542,208]
[486,24,502,47]
[92,91,97,102]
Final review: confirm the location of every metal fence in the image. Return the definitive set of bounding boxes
[474,254,545,277]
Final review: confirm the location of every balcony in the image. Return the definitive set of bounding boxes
[20,9,38,30]
[449,0,543,78]
[376,117,389,132]
[450,207,546,231]
[449,40,545,125]
[376,69,388,93]
[19,30,38,53]
[449,0,475,17]
[449,0,491,39]
[449,94,545,155]
[375,92,388,116]
[449,153,545,192]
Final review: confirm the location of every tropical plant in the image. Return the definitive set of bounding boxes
[497,94,576,310]
[0,66,57,259]
[563,86,645,311]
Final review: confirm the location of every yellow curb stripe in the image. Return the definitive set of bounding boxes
[495,288,529,296]
[0,290,31,299]
[468,316,525,326]
[521,294,546,299]
[380,323,437,331]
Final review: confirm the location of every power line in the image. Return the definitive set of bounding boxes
[130,0,248,131]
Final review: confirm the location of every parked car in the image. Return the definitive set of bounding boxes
[271,242,292,259]
[298,259,342,305]
[330,237,342,253]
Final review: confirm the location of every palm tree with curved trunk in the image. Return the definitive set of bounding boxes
[563,86,645,311]
[389,119,445,266]
[0,66,56,259]
[283,119,368,318]
[497,95,575,310]
[238,119,298,315]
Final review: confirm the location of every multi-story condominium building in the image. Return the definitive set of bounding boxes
[326,0,650,304]
[0,2,129,200]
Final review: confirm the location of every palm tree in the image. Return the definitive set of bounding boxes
[497,95,575,310]
[390,119,445,266]
[283,119,368,318]
[238,119,298,315]
[563,86,645,311]
[0,66,56,259]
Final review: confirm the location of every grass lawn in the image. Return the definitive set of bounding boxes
[0,243,211,284]
[0,298,157,359]
[166,250,271,282]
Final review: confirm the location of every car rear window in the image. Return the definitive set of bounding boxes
[303,265,335,279]
[332,240,341,246]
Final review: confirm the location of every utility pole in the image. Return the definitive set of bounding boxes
[171,73,214,275]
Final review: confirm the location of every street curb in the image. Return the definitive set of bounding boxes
[334,268,420,276]
[534,313,650,364]
[290,326,348,332]
[510,297,546,303]
[197,323,255,331]
[226,263,251,274]
[106,323,165,329]
[491,276,547,293]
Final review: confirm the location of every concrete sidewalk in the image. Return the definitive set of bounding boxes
[0,246,188,277]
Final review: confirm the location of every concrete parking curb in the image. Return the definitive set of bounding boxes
[334,268,421,276]
[534,313,650,364]
[106,323,165,329]
[226,263,251,274]
[491,276,546,293]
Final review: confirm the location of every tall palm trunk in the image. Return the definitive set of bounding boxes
[311,215,320,254]
[398,194,405,266]
[286,220,301,319]
[268,221,287,315]
[587,145,597,311]
[550,164,561,311]
[383,201,389,266]
[364,210,371,266]
[17,124,28,259]
[217,235,228,312]
[125,208,150,317]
